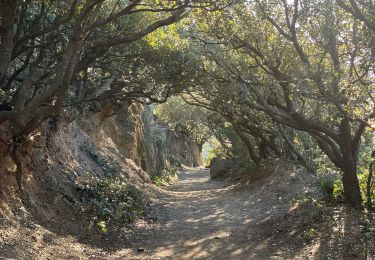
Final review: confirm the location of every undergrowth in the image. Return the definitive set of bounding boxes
[319,173,374,208]
[151,166,178,186]
[289,194,375,257]
[290,196,324,222]
[77,177,144,233]
[76,148,144,233]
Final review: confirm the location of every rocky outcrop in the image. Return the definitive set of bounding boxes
[0,101,202,196]
[78,103,201,177]
[209,157,235,179]
[0,101,202,250]
[142,105,201,174]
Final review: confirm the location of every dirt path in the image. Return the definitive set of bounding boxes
[2,164,372,259]
[115,167,298,260]
[1,166,319,259]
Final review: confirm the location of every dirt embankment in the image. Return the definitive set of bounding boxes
[0,103,202,259]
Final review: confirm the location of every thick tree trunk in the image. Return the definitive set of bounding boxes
[341,159,362,208]
[339,118,362,208]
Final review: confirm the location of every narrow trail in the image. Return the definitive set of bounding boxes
[120,167,295,260]
[1,166,324,259]
[2,163,370,259]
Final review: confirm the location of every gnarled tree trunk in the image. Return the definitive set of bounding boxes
[234,127,261,166]
[339,118,362,208]
[341,158,362,207]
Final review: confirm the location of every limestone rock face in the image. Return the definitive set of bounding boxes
[142,105,202,174]
[0,101,202,253]
[78,102,201,176]
[0,102,202,194]
[209,157,235,179]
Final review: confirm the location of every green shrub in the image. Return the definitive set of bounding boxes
[151,175,169,186]
[318,170,374,207]
[169,154,183,167]
[332,179,344,201]
[358,171,375,208]
[317,175,344,202]
[96,220,108,233]
[77,177,144,231]
[319,177,335,197]
[76,148,143,232]
[151,166,178,186]
[303,227,318,242]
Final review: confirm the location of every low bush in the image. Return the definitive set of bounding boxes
[318,171,374,208]
[77,148,143,232]
[77,177,144,232]
[151,166,178,186]
[358,171,374,208]
[318,176,343,202]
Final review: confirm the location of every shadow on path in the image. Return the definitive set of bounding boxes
[125,168,307,260]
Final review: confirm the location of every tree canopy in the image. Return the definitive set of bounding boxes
[0,0,374,208]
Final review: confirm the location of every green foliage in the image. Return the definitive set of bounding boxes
[2,0,372,210]
[155,96,212,145]
[359,171,375,207]
[78,177,144,230]
[151,166,178,186]
[332,178,344,202]
[178,0,374,207]
[96,221,108,233]
[151,175,169,187]
[318,175,344,202]
[78,148,143,231]
[303,228,318,242]
[202,137,227,167]
[319,176,336,197]
[146,23,188,50]
[318,171,375,207]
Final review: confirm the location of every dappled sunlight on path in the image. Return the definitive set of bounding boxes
[118,168,307,259]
